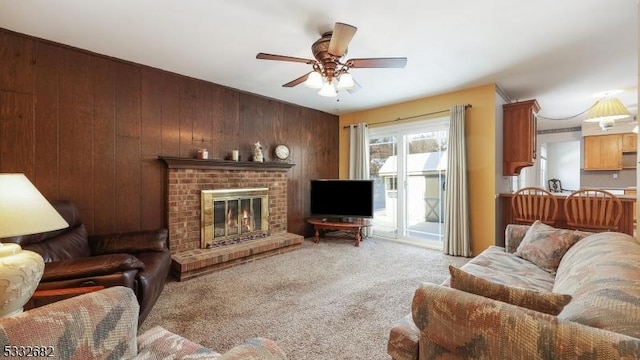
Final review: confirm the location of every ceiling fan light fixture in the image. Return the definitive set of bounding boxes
[584,97,631,123]
[304,71,323,89]
[256,22,407,97]
[337,72,355,90]
[318,81,337,97]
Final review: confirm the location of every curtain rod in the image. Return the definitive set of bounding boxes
[342,104,472,128]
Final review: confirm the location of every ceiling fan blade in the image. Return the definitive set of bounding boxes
[328,22,357,57]
[347,57,408,68]
[347,78,362,94]
[283,72,312,87]
[256,53,316,64]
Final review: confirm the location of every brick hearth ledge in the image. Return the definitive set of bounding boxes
[171,232,303,281]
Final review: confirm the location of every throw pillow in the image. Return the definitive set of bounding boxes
[515,220,584,273]
[448,265,572,315]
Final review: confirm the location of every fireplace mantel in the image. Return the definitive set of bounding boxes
[159,157,295,171]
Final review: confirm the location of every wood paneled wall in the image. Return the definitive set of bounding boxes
[0,28,338,237]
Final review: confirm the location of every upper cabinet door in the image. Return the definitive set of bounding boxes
[583,134,623,170]
[622,133,637,153]
[503,99,540,176]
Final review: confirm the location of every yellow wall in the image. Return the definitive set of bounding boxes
[339,83,497,255]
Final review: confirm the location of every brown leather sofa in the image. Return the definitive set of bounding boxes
[2,200,171,324]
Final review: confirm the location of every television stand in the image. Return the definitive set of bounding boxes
[307,218,372,247]
[319,217,349,223]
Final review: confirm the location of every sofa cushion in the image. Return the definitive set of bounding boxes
[449,265,572,315]
[554,232,640,338]
[455,246,556,291]
[504,224,530,253]
[89,229,168,255]
[515,221,585,273]
[17,225,92,262]
[2,200,92,262]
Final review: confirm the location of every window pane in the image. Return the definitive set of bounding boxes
[370,136,397,237]
[405,130,447,244]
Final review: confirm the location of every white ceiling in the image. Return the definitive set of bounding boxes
[0,0,637,131]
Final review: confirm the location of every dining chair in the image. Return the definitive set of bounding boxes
[547,178,574,193]
[563,189,623,232]
[511,187,559,226]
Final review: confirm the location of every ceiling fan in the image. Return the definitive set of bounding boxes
[256,22,407,97]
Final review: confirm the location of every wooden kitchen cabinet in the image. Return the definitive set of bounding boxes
[503,99,540,176]
[622,133,637,153]
[583,134,622,170]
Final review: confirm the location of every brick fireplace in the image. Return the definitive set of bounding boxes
[160,157,304,281]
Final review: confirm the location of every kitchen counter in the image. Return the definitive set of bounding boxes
[497,192,636,246]
[534,192,637,199]
[581,187,637,196]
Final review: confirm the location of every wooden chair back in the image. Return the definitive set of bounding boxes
[511,187,559,226]
[563,189,622,232]
[548,178,574,193]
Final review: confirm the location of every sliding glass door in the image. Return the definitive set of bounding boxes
[369,118,449,247]
[370,135,399,238]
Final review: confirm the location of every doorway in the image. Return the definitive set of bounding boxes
[369,118,449,248]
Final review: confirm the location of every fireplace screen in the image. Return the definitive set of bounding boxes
[201,188,269,248]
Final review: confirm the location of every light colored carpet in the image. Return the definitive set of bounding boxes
[140,235,469,360]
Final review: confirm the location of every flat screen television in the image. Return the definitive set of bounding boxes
[310,179,374,219]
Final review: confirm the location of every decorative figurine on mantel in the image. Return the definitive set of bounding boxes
[253,141,264,162]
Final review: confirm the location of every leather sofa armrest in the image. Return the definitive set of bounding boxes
[41,254,145,282]
[88,228,168,255]
[411,283,640,359]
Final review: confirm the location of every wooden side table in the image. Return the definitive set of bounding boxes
[25,286,105,310]
[307,218,372,247]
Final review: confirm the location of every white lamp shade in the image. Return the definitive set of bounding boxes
[0,174,63,317]
[304,71,324,89]
[0,174,68,238]
[337,73,355,90]
[584,97,631,122]
[318,81,337,97]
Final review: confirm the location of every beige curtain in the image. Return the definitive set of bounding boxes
[443,105,471,256]
[349,123,369,180]
[349,123,372,237]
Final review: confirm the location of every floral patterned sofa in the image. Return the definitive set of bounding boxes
[388,221,640,359]
[0,286,286,360]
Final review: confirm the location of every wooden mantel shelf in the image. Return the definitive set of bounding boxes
[159,156,295,171]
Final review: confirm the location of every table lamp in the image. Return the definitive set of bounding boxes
[0,173,69,317]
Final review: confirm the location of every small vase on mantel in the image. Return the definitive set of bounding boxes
[196,149,209,159]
